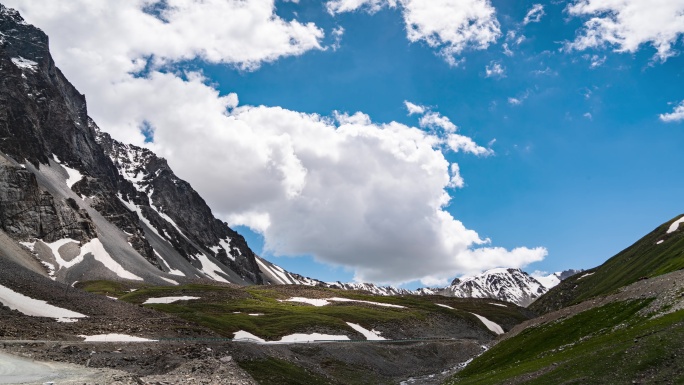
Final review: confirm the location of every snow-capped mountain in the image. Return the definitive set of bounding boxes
[434,268,547,307]
[532,269,583,289]
[0,5,265,286]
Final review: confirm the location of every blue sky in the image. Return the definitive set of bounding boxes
[9,0,684,288]
[218,0,684,286]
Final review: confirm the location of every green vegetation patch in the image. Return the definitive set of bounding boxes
[76,280,145,297]
[238,357,335,385]
[111,283,472,339]
[531,217,684,314]
[448,299,684,384]
[79,281,533,341]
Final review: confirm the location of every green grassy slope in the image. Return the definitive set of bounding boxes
[446,300,684,384]
[530,214,684,314]
[78,282,533,340]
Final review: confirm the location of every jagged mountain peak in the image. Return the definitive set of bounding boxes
[0,7,268,287]
[439,268,546,307]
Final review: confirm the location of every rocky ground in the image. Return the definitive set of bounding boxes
[1,338,485,385]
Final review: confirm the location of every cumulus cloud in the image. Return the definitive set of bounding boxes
[5,1,544,285]
[416,110,493,157]
[326,0,396,14]
[327,0,501,65]
[405,101,427,115]
[485,61,505,78]
[566,0,684,61]
[419,111,458,133]
[523,4,545,25]
[660,101,684,123]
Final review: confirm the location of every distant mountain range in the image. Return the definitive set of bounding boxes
[260,262,582,306]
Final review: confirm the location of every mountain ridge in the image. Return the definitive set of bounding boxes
[0,4,264,286]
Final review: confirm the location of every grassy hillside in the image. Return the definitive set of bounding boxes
[78,281,533,341]
[530,214,684,314]
[446,300,684,384]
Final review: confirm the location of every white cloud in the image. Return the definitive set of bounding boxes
[4,1,543,285]
[583,112,593,120]
[587,54,606,68]
[566,0,684,61]
[506,30,526,46]
[446,134,493,157]
[523,4,545,25]
[330,26,345,51]
[508,90,530,106]
[449,164,465,188]
[485,61,505,78]
[660,101,684,123]
[502,42,514,56]
[326,0,396,14]
[404,101,427,115]
[7,0,325,75]
[419,111,458,133]
[327,0,501,64]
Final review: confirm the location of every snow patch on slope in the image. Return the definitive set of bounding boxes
[11,56,37,71]
[347,322,385,340]
[233,330,349,344]
[282,297,405,309]
[52,155,84,188]
[194,253,230,283]
[470,313,504,335]
[80,334,156,342]
[0,283,86,322]
[667,216,684,234]
[142,296,199,304]
[43,238,142,281]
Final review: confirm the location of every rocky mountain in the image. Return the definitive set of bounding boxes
[0,4,264,286]
[432,268,547,307]
[257,265,580,306]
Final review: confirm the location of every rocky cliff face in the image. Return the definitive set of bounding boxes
[0,4,264,285]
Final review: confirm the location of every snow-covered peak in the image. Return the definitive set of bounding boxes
[531,269,583,289]
[441,268,546,307]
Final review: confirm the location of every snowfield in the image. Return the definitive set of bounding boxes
[142,296,200,304]
[347,322,385,340]
[470,313,504,335]
[79,334,156,342]
[39,238,143,281]
[0,283,86,322]
[282,297,406,308]
[233,331,350,344]
[667,217,684,234]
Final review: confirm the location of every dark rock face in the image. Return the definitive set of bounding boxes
[0,4,263,284]
[0,161,96,242]
[558,269,582,281]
